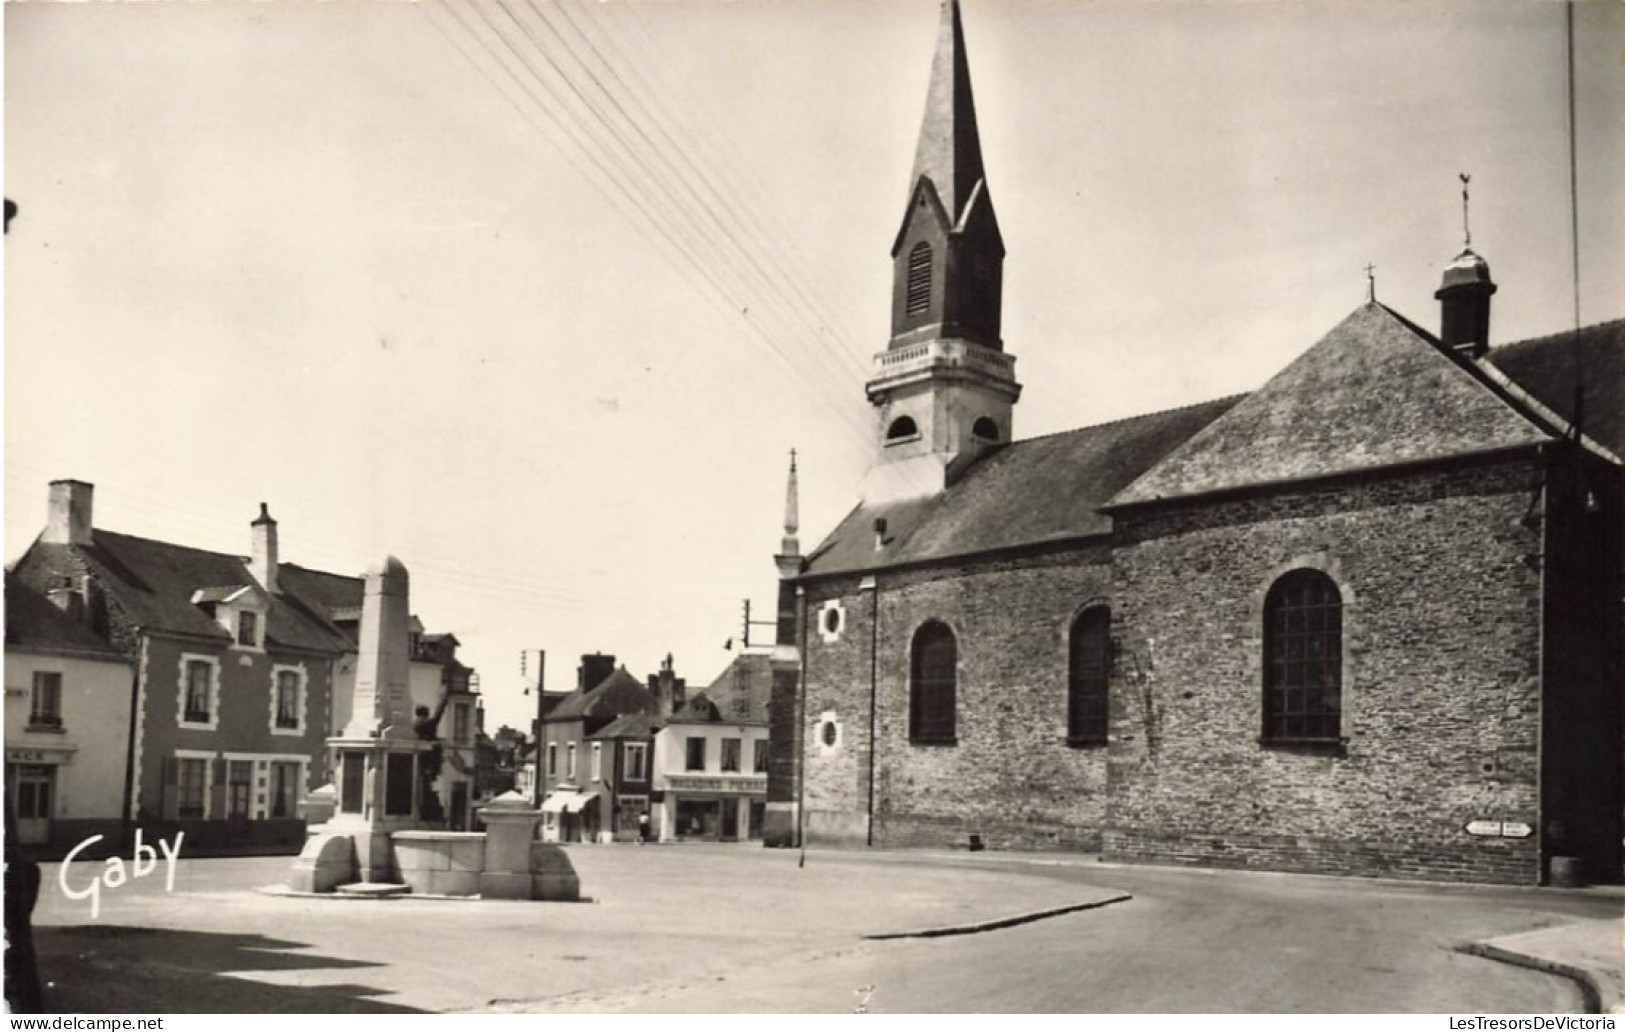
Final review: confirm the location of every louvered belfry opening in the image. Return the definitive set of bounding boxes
[906,241,933,316]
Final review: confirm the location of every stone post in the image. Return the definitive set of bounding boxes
[478,790,544,900]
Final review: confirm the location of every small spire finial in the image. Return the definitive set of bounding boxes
[1460,172,1472,249]
[1365,262,1376,302]
[781,448,800,547]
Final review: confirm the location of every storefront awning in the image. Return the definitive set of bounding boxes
[540,792,574,814]
[562,792,599,814]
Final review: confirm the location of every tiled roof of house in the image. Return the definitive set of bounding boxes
[16,531,354,654]
[544,665,655,723]
[1487,318,1625,457]
[668,691,722,723]
[588,713,663,740]
[700,653,773,723]
[4,574,124,659]
[276,563,364,621]
[1110,303,1555,507]
[801,393,1241,578]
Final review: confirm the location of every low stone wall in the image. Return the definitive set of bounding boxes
[391,831,486,897]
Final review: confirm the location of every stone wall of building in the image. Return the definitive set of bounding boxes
[801,545,1115,851]
[1104,456,1546,885]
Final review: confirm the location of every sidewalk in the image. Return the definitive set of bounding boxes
[1467,918,1625,1014]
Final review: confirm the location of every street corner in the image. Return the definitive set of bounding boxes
[1463,917,1625,1014]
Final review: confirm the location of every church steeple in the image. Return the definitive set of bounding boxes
[864,0,1019,507]
[909,0,989,236]
[890,0,1005,352]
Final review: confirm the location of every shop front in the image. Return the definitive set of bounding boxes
[655,774,766,843]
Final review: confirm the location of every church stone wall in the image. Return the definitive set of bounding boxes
[1104,457,1545,885]
[801,546,1114,851]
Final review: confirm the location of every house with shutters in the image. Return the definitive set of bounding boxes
[762,0,1624,886]
[7,481,482,852]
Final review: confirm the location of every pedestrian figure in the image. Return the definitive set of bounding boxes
[638,811,651,844]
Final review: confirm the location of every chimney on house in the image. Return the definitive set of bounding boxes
[577,652,616,692]
[44,480,94,546]
[251,502,280,594]
[648,653,686,717]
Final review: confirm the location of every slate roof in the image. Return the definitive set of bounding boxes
[277,563,364,621]
[802,304,1622,576]
[4,574,124,659]
[800,394,1241,578]
[1110,303,1558,507]
[698,653,773,724]
[544,665,655,723]
[588,713,663,740]
[1487,319,1625,457]
[16,531,355,654]
[668,692,723,723]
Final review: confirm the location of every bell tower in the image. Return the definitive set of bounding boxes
[862,0,1021,506]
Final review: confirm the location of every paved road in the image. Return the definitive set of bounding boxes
[26,844,1619,1013]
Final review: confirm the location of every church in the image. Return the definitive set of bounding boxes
[761,0,1624,886]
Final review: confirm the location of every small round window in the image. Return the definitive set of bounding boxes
[823,608,841,634]
[821,722,838,747]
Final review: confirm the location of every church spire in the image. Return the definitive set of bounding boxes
[889,0,1005,354]
[910,0,988,226]
[780,449,800,558]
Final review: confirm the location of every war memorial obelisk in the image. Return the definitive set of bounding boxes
[322,556,434,884]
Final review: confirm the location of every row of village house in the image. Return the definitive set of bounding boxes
[4,478,772,856]
[3,480,503,857]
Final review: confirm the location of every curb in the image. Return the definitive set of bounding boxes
[1457,941,1609,1014]
[862,892,1132,940]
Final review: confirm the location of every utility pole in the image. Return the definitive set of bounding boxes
[522,649,546,807]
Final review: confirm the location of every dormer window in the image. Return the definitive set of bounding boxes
[237,611,260,648]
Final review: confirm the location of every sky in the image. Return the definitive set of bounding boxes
[5,0,1622,735]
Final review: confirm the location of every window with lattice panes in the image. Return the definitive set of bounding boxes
[1262,569,1344,743]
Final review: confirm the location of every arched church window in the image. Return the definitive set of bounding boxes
[886,416,919,441]
[972,417,1000,442]
[906,242,933,315]
[1067,606,1110,746]
[1262,569,1343,743]
[909,621,957,745]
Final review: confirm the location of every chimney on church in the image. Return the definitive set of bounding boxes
[1436,250,1497,359]
[44,480,94,547]
[251,502,280,594]
[1436,174,1496,359]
